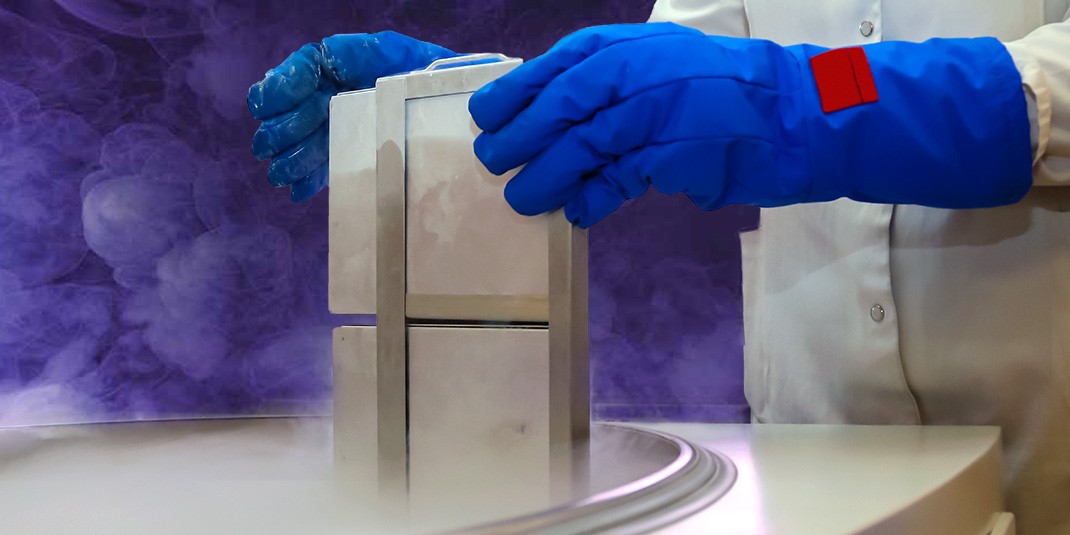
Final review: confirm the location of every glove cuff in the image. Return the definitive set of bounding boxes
[788,37,1033,209]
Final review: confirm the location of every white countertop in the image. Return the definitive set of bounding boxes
[0,418,1005,534]
[643,423,1004,535]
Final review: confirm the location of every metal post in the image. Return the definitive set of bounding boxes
[375,75,410,501]
[548,212,590,500]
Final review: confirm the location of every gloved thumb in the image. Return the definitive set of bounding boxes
[321,31,457,90]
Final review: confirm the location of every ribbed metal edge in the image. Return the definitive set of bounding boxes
[451,424,737,535]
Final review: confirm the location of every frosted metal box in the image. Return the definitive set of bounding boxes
[328,56,589,511]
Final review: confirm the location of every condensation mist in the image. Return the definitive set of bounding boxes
[0,0,752,427]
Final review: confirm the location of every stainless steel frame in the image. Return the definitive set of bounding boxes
[370,56,590,499]
[406,294,549,322]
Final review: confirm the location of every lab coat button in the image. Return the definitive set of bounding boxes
[870,304,885,322]
[859,20,875,37]
[856,20,873,37]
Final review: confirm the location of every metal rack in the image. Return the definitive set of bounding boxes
[328,55,589,510]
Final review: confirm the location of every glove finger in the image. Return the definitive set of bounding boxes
[475,33,714,175]
[499,116,649,217]
[290,162,330,202]
[498,129,599,217]
[252,89,333,160]
[563,168,649,229]
[469,22,700,134]
[248,43,324,120]
[322,31,457,89]
[267,125,329,187]
[474,68,672,177]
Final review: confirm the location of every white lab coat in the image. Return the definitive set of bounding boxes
[647,1,1070,533]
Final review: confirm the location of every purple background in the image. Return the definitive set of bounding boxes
[0,0,754,426]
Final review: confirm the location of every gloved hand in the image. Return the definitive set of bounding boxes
[248,32,456,201]
[469,23,1033,228]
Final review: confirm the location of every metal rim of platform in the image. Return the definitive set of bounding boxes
[456,423,738,535]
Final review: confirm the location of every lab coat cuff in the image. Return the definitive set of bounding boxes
[1004,40,1052,166]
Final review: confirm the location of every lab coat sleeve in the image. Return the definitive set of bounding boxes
[1003,7,1070,186]
[647,0,749,38]
[650,1,1069,185]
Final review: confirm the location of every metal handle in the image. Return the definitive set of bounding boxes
[424,53,512,71]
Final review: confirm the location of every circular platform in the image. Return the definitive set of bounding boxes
[0,418,734,534]
[462,423,736,534]
[0,418,1007,534]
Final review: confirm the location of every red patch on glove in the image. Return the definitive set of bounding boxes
[809,47,879,113]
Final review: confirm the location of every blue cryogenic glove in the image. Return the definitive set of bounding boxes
[248,32,456,201]
[469,23,1033,228]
